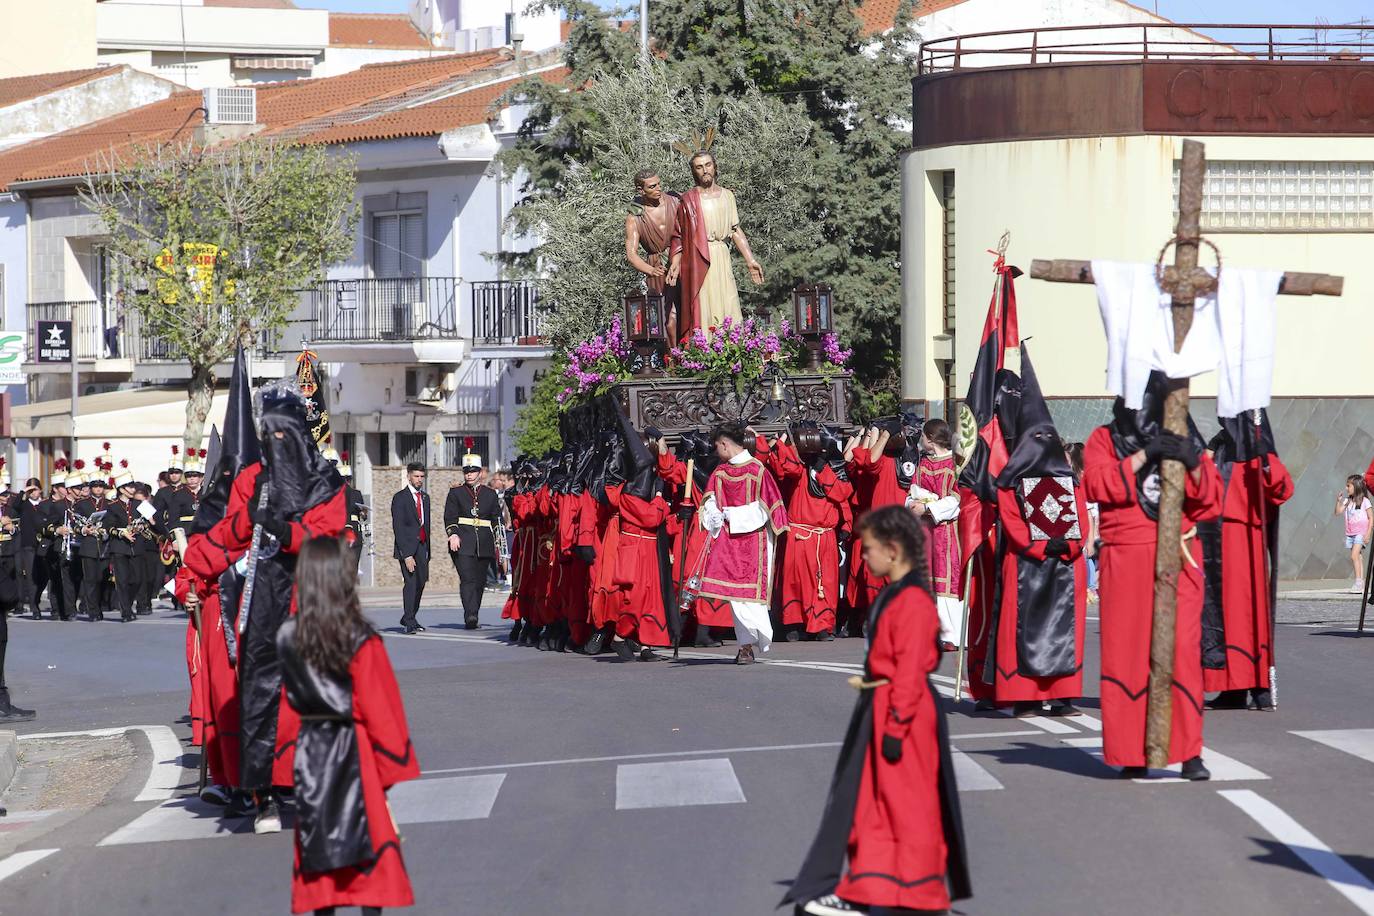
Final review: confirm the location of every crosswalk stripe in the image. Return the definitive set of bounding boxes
[389,774,506,824]
[615,758,747,810]
[951,748,1003,791]
[1063,737,1268,783]
[98,796,252,846]
[0,849,59,884]
[1291,729,1374,765]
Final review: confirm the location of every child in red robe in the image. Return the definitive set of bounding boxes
[784,505,970,916]
[279,536,420,915]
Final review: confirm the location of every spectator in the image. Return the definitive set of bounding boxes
[1336,475,1372,593]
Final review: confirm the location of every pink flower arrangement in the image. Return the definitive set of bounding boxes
[557,315,632,403]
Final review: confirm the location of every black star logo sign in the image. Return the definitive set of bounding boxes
[45,326,65,345]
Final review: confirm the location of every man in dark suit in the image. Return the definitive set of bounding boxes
[444,450,502,630]
[8,479,45,620]
[390,462,430,634]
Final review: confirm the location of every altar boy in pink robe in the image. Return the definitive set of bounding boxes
[698,422,789,665]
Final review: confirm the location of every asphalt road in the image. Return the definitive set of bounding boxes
[0,593,1372,916]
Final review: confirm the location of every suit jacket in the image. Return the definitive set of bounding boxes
[391,486,432,559]
[74,497,114,560]
[7,497,42,551]
[443,484,502,558]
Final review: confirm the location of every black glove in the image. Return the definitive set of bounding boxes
[1171,434,1202,471]
[881,734,903,764]
[1044,537,1071,559]
[574,545,596,564]
[262,513,293,550]
[1143,434,1171,462]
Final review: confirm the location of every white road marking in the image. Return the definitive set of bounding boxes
[98,796,251,846]
[389,774,506,824]
[615,758,746,810]
[18,726,188,803]
[950,729,1043,740]
[420,741,844,776]
[1292,729,1374,765]
[389,631,503,645]
[1063,737,1268,783]
[951,748,1003,791]
[0,848,59,883]
[1220,789,1374,915]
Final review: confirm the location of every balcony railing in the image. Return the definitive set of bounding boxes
[27,301,138,362]
[308,277,460,342]
[919,23,1374,73]
[137,326,283,362]
[472,280,542,344]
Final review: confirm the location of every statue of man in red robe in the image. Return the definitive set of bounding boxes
[666,151,765,342]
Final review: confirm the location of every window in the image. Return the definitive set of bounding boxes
[442,434,492,469]
[371,211,424,278]
[1175,160,1374,232]
[514,385,527,405]
[395,433,426,467]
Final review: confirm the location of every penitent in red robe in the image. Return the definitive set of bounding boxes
[990,485,1088,702]
[290,636,420,914]
[1202,455,1294,693]
[764,439,853,634]
[607,488,672,646]
[833,583,959,911]
[847,446,908,613]
[1083,427,1222,767]
[502,491,539,622]
[589,485,624,630]
[174,565,241,788]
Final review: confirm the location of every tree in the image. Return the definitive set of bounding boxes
[500,56,817,349]
[499,1,919,417]
[511,360,568,456]
[81,139,357,450]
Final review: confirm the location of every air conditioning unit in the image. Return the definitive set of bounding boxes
[416,386,444,403]
[203,87,257,125]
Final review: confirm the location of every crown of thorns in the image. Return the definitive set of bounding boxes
[670,128,717,160]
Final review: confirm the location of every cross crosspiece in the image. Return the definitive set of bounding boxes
[1029,139,1343,769]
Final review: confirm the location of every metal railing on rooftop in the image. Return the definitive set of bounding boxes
[308,277,461,342]
[471,279,542,345]
[26,301,137,363]
[919,22,1374,73]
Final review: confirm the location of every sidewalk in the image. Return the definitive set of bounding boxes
[1278,579,1367,602]
[358,585,507,609]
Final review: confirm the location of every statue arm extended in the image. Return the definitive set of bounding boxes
[624,214,664,279]
[732,224,764,285]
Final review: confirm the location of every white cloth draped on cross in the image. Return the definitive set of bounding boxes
[1091,260,1283,418]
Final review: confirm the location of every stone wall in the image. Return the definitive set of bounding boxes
[1044,396,1374,581]
[368,465,470,590]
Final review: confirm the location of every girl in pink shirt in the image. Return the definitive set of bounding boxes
[1336,476,1373,593]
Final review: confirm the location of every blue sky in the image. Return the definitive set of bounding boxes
[305,0,1373,22]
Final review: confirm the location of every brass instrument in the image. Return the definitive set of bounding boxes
[495,519,510,575]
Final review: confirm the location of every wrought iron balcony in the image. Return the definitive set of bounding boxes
[26,301,137,362]
[472,279,542,345]
[137,326,283,362]
[309,277,461,342]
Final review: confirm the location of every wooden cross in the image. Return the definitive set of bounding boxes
[1029,139,1343,769]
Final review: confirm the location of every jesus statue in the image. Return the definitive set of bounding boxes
[666,150,764,341]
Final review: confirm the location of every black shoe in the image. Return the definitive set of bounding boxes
[613,640,635,661]
[973,699,998,712]
[583,628,609,656]
[0,687,36,722]
[1046,702,1082,717]
[137,607,153,616]
[638,647,662,662]
[122,614,136,622]
[464,616,479,631]
[224,790,256,818]
[555,630,570,653]
[413,625,426,633]
[1119,766,1149,779]
[520,625,540,647]
[1206,689,1249,710]
[693,627,722,648]
[784,629,801,643]
[1181,756,1211,781]
[1012,701,1044,718]
[508,621,524,644]
[30,611,40,620]
[814,630,834,642]
[1250,688,1274,710]
[403,625,418,635]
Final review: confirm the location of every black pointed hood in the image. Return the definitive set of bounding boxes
[192,345,263,535]
[1108,370,1204,519]
[996,344,1071,487]
[1211,409,1277,466]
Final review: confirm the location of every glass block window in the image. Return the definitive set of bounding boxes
[1174,161,1374,232]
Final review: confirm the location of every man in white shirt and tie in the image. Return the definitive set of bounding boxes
[390,463,431,634]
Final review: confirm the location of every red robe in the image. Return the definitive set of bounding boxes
[848,446,908,612]
[607,488,672,646]
[668,187,711,342]
[1203,455,1294,693]
[588,487,623,630]
[174,566,241,788]
[1083,427,1223,767]
[186,616,208,747]
[1364,452,1374,494]
[765,440,853,634]
[525,486,558,628]
[658,452,733,628]
[290,636,420,913]
[991,485,1088,702]
[185,462,347,788]
[833,585,954,911]
[698,456,788,603]
[501,491,539,622]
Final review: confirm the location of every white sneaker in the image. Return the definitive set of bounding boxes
[1352,580,1364,594]
[803,895,868,916]
[253,799,282,834]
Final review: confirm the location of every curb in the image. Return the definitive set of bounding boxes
[0,730,16,798]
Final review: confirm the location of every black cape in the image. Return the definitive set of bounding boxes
[781,571,971,908]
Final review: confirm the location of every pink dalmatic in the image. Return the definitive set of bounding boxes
[698,457,789,602]
[919,454,962,599]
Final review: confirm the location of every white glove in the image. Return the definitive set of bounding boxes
[701,499,725,535]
